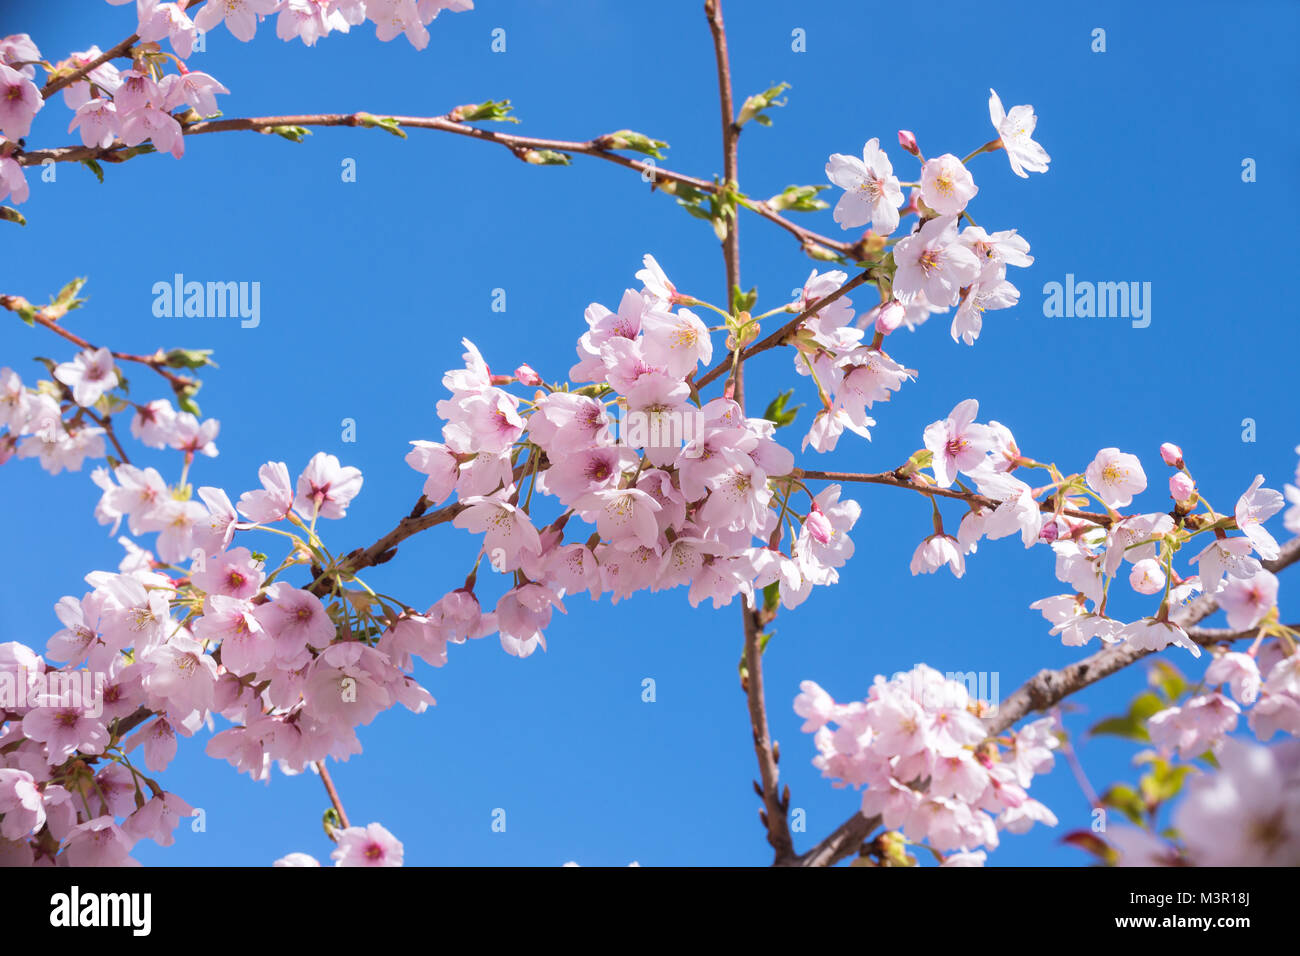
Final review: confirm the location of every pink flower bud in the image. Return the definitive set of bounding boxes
[1129,558,1166,595]
[1159,442,1183,467]
[514,364,542,386]
[1169,472,1196,503]
[804,507,833,546]
[874,300,906,335]
[897,129,920,157]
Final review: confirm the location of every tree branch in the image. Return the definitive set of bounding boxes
[986,535,1300,735]
[17,111,852,259]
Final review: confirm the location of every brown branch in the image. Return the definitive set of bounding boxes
[695,270,873,391]
[795,467,1115,527]
[315,761,351,831]
[795,811,881,867]
[986,535,1300,736]
[793,536,1300,867]
[16,110,852,258]
[742,602,796,863]
[41,34,138,99]
[1,293,194,392]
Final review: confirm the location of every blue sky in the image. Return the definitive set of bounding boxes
[2,0,1297,866]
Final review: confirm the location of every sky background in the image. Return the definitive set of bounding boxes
[2,0,1297,867]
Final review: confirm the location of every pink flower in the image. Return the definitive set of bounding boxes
[572,488,663,548]
[1234,474,1284,560]
[53,347,119,408]
[1159,442,1184,467]
[0,62,43,139]
[22,694,111,762]
[892,215,981,308]
[987,89,1050,178]
[254,583,335,664]
[1190,536,1260,595]
[294,452,363,520]
[0,156,26,204]
[1117,618,1201,658]
[68,98,120,149]
[1174,739,1300,866]
[192,547,265,600]
[0,769,46,839]
[919,153,978,216]
[923,398,993,488]
[909,535,965,578]
[1216,569,1278,631]
[168,412,220,457]
[1084,447,1147,509]
[238,460,294,523]
[496,584,565,658]
[405,440,460,505]
[1204,651,1262,705]
[130,399,178,448]
[331,822,404,867]
[826,138,904,235]
[61,816,139,867]
[194,0,281,42]
[1148,694,1239,758]
[453,492,543,567]
[123,792,194,847]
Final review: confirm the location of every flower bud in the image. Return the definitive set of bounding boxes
[1129,558,1166,595]
[897,129,920,157]
[874,300,906,335]
[1159,442,1184,468]
[804,507,833,546]
[1169,472,1196,505]
[514,364,542,386]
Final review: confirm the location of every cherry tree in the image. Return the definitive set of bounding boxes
[0,0,1297,869]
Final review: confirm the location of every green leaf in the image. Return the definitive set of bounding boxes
[736,82,790,128]
[732,285,758,315]
[762,389,803,429]
[449,99,519,123]
[1089,691,1166,742]
[1148,660,1188,703]
[767,184,829,213]
[517,148,570,166]
[757,629,775,654]
[0,206,26,227]
[264,125,311,143]
[1100,784,1147,826]
[81,159,105,183]
[354,113,406,138]
[597,129,669,159]
[1061,830,1118,865]
[163,348,217,370]
[53,277,87,313]
[1140,758,1196,807]
[761,581,780,614]
[175,382,202,416]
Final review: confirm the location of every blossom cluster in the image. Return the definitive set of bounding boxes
[405,255,863,659]
[1107,738,1300,867]
[794,667,1061,865]
[0,0,473,204]
[1,352,219,476]
[0,444,444,865]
